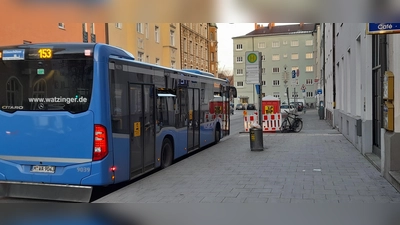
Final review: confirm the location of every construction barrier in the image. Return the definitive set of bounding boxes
[243,113,282,132]
[262,114,282,132]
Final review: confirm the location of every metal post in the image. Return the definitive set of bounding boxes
[287,87,289,105]
[258,52,264,149]
[258,52,263,126]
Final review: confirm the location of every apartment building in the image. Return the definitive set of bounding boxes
[180,23,210,72]
[107,23,181,69]
[0,23,106,45]
[321,23,400,191]
[208,23,218,77]
[232,23,318,106]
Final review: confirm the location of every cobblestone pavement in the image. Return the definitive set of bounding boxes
[95,109,400,203]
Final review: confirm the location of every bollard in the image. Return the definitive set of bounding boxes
[319,106,324,120]
[249,127,263,151]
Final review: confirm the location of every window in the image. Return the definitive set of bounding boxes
[58,23,65,29]
[291,66,299,71]
[236,44,243,50]
[115,23,122,29]
[236,56,243,63]
[262,81,266,86]
[258,42,266,48]
[137,23,143,33]
[273,92,280,98]
[170,30,175,46]
[211,52,214,62]
[273,80,280,86]
[306,52,313,59]
[236,69,243,75]
[306,79,313,85]
[6,78,23,105]
[307,91,314,97]
[272,54,280,61]
[237,81,244,87]
[183,38,187,52]
[291,40,299,46]
[190,40,193,54]
[272,67,280,73]
[90,23,95,34]
[155,58,160,65]
[145,23,149,39]
[283,41,288,45]
[137,52,144,61]
[155,26,160,42]
[291,53,299,60]
[306,66,314,72]
[292,93,299,98]
[137,38,144,49]
[272,41,280,47]
[306,40,313,46]
[171,61,175,68]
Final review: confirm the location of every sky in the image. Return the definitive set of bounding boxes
[216,23,299,75]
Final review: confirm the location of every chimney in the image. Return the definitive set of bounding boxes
[254,23,258,30]
[300,23,304,28]
[268,23,275,30]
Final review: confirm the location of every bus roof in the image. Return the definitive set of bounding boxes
[0,42,229,85]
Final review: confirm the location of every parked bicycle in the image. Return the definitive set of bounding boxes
[280,110,303,133]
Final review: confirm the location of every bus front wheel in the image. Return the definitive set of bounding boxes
[161,138,173,169]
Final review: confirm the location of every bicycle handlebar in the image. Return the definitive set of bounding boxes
[284,110,299,117]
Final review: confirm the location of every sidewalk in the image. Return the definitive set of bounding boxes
[95,109,400,203]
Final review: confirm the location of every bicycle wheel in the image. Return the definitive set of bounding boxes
[280,120,289,133]
[293,119,303,133]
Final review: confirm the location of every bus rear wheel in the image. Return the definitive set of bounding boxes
[161,138,173,169]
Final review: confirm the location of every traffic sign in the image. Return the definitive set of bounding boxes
[367,23,400,34]
[245,51,261,84]
[291,70,296,78]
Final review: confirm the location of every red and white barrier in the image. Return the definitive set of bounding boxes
[243,113,282,132]
[262,114,282,132]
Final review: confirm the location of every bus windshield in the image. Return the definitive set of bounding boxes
[0,58,93,113]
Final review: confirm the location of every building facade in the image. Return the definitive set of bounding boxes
[180,23,210,72]
[232,23,318,106]
[321,23,400,192]
[107,23,181,69]
[209,23,218,77]
[0,23,106,46]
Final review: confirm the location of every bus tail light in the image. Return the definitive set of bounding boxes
[93,125,108,161]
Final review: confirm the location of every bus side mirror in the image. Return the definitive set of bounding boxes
[230,87,237,98]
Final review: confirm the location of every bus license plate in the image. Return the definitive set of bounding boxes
[31,165,55,173]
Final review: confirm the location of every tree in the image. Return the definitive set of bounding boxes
[217,68,234,86]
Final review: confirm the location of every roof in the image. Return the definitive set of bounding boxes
[233,23,316,39]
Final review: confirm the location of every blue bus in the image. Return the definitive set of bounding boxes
[0,43,237,202]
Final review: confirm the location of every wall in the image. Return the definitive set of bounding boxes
[328,23,373,155]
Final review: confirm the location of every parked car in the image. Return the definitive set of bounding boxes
[236,103,244,110]
[280,104,295,114]
[247,103,256,110]
[291,102,304,112]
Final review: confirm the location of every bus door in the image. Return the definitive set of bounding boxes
[187,88,200,151]
[128,83,156,178]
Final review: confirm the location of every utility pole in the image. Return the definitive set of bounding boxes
[283,65,289,104]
